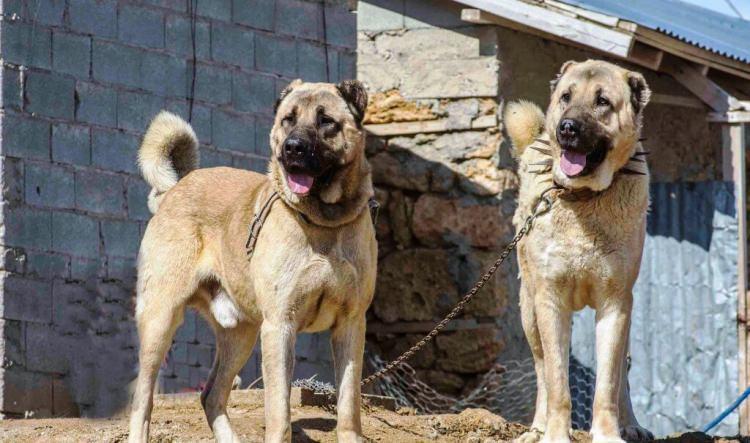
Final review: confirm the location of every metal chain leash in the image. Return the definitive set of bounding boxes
[358,187,558,389]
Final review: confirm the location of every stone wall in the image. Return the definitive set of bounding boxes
[0,0,355,417]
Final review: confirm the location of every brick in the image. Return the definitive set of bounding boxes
[69,0,117,38]
[255,34,297,77]
[200,148,232,168]
[165,100,212,143]
[119,5,165,49]
[233,0,273,30]
[4,207,52,250]
[276,0,323,41]
[25,71,75,120]
[2,115,50,160]
[1,21,52,69]
[325,4,357,49]
[297,41,328,82]
[255,116,273,157]
[51,211,100,258]
[357,0,405,31]
[165,15,210,59]
[141,51,188,97]
[75,170,125,215]
[76,82,117,127]
[191,64,232,105]
[117,91,165,132]
[211,23,254,68]
[126,179,151,221]
[107,256,136,282]
[1,368,53,415]
[52,32,91,78]
[25,252,69,279]
[91,129,139,175]
[2,156,24,204]
[212,110,255,153]
[2,67,23,110]
[52,124,90,166]
[25,163,75,209]
[2,275,52,323]
[101,220,140,257]
[233,72,275,114]
[197,0,231,21]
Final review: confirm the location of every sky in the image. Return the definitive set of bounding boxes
[679,0,750,19]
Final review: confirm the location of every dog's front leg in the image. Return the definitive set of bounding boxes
[535,292,573,443]
[332,314,366,443]
[590,295,632,443]
[261,320,296,443]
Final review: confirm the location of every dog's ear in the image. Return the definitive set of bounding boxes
[550,60,578,93]
[337,80,368,124]
[627,71,651,114]
[274,79,304,114]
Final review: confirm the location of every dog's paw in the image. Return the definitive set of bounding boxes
[619,424,653,441]
[514,429,542,443]
[591,432,625,443]
[336,430,364,443]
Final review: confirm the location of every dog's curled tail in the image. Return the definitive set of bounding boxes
[504,100,545,157]
[138,111,199,213]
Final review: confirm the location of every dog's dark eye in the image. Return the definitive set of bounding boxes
[561,92,571,103]
[319,114,336,127]
[597,96,610,107]
[282,114,295,126]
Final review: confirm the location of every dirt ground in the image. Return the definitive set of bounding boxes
[0,389,744,442]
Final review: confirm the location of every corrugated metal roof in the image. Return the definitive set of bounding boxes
[558,0,750,64]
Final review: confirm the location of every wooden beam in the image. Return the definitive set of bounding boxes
[662,59,744,112]
[650,93,705,110]
[628,42,664,71]
[708,111,750,123]
[365,115,497,137]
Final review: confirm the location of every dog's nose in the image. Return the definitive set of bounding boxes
[557,119,580,144]
[283,137,309,158]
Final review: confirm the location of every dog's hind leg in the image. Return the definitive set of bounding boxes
[128,298,185,443]
[517,282,547,443]
[201,321,260,443]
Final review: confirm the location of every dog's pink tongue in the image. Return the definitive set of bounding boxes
[560,150,587,176]
[287,173,314,195]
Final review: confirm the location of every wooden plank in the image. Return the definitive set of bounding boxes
[661,59,743,112]
[650,93,705,109]
[365,115,497,137]
[544,0,620,27]
[628,42,663,71]
[708,111,750,123]
[457,0,633,57]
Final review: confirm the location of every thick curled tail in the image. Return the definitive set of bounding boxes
[138,111,199,213]
[503,100,545,157]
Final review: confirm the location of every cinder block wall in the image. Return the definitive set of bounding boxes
[0,0,355,417]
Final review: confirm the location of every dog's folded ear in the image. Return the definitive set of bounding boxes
[550,60,578,92]
[274,79,304,114]
[337,80,368,124]
[627,71,651,114]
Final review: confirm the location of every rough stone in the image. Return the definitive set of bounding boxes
[364,90,437,124]
[459,250,510,318]
[457,159,519,196]
[370,151,430,192]
[417,369,466,394]
[386,190,413,248]
[435,328,503,373]
[372,248,457,323]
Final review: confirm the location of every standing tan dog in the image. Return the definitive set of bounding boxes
[128,80,377,443]
[505,60,653,443]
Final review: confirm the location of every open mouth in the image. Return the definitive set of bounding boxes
[286,172,315,196]
[559,144,607,178]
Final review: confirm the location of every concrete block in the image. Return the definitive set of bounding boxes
[404,0,466,29]
[26,323,72,374]
[200,148,233,168]
[189,366,210,389]
[165,15,210,59]
[326,49,340,83]
[211,23,254,68]
[126,179,152,221]
[52,32,91,78]
[101,219,141,257]
[0,319,26,367]
[12,0,66,26]
[107,256,136,283]
[175,311,198,343]
[141,0,186,12]
[197,0,231,21]
[91,129,139,175]
[1,21,52,69]
[52,280,96,335]
[165,100,212,143]
[188,343,213,367]
[276,0,323,41]
[297,41,327,82]
[357,0,404,31]
[25,251,69,280]
[118,5,165,49]
[70,257,104,281]
[2,275,52,323]
[69,0,117,38]
[255,34,297,77]
[141,51,188,97]
[173,363,190,383]
[2,156,24,204]
[324,4,356,48]
[339,50,356,80]
[170,341,188,364]
[2,67,23,110]
[92,41,140,88]
[25,70,75,120]
[51,211,100,258]
[4,207,52,250]
[117,91,165,132]
[233,0,274,30]
[1,368,52,416]
[196,317,214,345]
[52,123,90,166]
[25,162,75,209]
[2,114,50,160]
[76,82,117,127]
[212,110,255,153]
[232,154,267,173]
[232,71,275,114]
[254,116,273,157]
[53,378,80,417]
[75,169,125,216]
[191,63,232,104]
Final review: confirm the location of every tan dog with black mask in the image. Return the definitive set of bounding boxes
[128,80,376,443]
[505,60,653,443]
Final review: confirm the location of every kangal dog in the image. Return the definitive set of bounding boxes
[128,80,377,443]
[505,60,653,443]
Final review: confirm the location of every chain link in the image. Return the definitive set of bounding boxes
[359,187,557,388]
